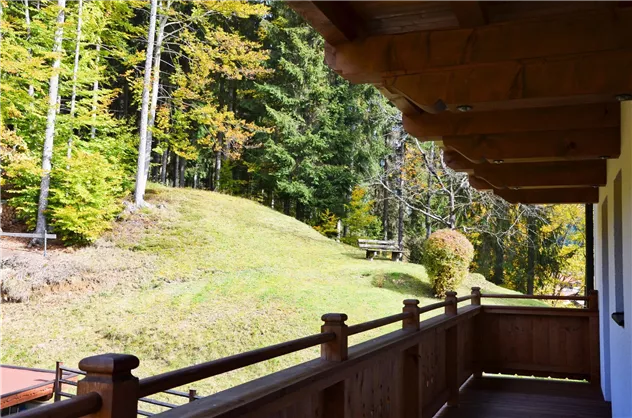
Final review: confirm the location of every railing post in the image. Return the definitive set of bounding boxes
[444,292,459,407]
[587,289,599,311]
[587,290,601,386]
[471,287,481,306]
[445,291,457,316]
[321,314,348,418]
[321,313,348,362]
[188,389,197,403]
[53,361,62,402]
[403,299,420,330]
[77,353,140,418]
[401,300,422,417]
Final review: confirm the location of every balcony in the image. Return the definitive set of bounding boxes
[14,289,608,418]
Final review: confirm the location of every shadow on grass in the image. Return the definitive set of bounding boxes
[371,272,433,298]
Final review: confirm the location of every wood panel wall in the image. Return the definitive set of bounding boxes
[478,306,599,381]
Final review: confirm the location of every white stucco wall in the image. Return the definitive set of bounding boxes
[596,101,632,416]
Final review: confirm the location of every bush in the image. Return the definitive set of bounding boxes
[8,149,126,245]
[422,229,474,297]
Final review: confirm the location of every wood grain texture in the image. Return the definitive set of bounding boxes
[478,308,598,381]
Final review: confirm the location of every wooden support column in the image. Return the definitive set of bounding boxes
[445,292,459,407]
[586,204,595,293]
[401,299,422,417]
[321,313,348,417]
[77,353,140,418]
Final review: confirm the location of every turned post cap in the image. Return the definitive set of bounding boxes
[79,353,140,375]
[321,313,348,323]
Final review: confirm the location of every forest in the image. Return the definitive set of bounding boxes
[0,0,585,296]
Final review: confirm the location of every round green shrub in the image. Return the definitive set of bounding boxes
[422,229,474,297]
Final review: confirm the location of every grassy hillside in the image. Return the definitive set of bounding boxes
[1,184,541,397]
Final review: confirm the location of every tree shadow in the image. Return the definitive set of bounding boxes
[371,272,433,298]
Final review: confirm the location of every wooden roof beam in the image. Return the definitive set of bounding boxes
[325,8,632,84]
[387,48,632,112]
[495,188,599,204]
[467,177,599,203]
[442,127,621,163]
[404,103,620,139]
[288,1,365,46]
[449,160,607,189]
[443,151,606,188]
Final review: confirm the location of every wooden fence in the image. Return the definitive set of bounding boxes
[12,289,599,418]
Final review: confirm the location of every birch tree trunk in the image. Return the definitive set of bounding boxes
[134,0,157,206]
[90,41,101,139]
[24,0,35,99]
[67,0,83,160]
[144,0,169,183]
[34,0,66,240]
[396,134,405,249]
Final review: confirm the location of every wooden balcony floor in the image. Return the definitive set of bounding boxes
[435,376,611,418]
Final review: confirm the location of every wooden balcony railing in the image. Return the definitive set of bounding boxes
[12,289,599,418]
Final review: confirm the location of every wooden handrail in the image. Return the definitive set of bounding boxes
[347,312,412,336]
[456,295,473,303]
[13,392,101,418]
[481,293,589,301]
[138,332,335,398]
[418,300,452,314]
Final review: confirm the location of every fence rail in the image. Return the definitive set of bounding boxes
[14,288,600,418]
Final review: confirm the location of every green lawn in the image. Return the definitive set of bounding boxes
[1,184,543,398]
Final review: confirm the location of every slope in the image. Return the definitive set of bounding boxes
[1,184,540,396]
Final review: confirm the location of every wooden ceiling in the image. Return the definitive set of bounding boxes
[288,1,632,204]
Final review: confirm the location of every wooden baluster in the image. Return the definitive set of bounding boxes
[77,353,140,418]
[445,292,459,407]
[403,299,420,330]
[471,287,481,306]
[445,291,457,316]
[321,314,348,418]
[587,290,601,386]
[53,361,62,402]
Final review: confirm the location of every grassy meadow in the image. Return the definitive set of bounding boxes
[1,184,542,400]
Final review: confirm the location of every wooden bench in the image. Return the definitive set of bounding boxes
[357,239,403,261]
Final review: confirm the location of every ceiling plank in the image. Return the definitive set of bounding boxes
[495,188,599,204]
[450,160,608,189]
[451,1,487,27]
[442,127,621,163]
[325,8,632,83]
[387,48,632,111]
[287,1,364,45]
[403,103,620,139]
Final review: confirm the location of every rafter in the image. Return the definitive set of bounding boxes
[325,8,632,83]
[287,1,364,46]
[442,127,621,163]
[404,103,620,139]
